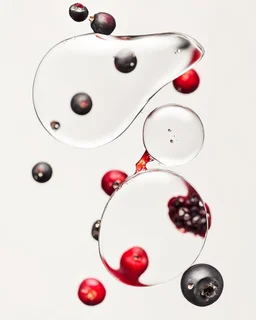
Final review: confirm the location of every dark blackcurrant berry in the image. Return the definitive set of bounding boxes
[71,93,92,115]
[90,12,116,35]
[69,3,89,22]
[91,220,101,241]
[114,49,137,73]
[32,162,52,183]
[181,264,224,307]
[50,121,60,130]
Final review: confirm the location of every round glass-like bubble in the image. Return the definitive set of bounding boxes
[99,169,208,287]
[33,33,204,148]
[143,104,204,167]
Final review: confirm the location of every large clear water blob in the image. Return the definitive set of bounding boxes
[143,104,204,167]
[99,169,208,287]
[33,33,204,148]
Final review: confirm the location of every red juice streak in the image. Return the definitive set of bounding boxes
[135,150,154,173]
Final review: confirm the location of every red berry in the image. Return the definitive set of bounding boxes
[78,278,106,306]
[168,192,211,237]
[120,246,149,278]
[173,69,200,94]
[101,170,128,196]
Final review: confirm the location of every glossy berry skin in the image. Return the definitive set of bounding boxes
[90,12,116,35]
[78,278,106,306]
[91,220,101,241]
[32,162,52,183]
[101,170,128,196]
[69,3,89,22]
[168,191,211,238]
[114,49,137,73]
[71,93,92,115]
[173,69,200,94]
[181,264,224,307]
[120,247,149,278]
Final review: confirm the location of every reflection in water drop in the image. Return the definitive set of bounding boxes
[33,33,204,148]
[99,169,208,286]
[143,104,204,167]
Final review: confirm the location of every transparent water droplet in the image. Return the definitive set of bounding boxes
[143,104,204,167]
[33,33,204,148]
[99,169,208,286]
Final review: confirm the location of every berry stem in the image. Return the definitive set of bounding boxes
[89,16,94,22]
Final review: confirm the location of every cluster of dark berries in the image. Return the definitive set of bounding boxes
[69,3,116,35]
[168,193,211,238]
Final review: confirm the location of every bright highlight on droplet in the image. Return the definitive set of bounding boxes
[143,104,204,167]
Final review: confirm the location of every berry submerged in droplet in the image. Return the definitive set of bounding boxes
[181,264,224,307]
[71,93,92,115]
[168,191,211,237]
[101,170,128,196]
[78,278,106,306]
[173,69,200,94]
[69,3,89,22]
[32,162,53,183]
[114,49,137,73]
[90,12,116,35]
[120,246,149,278]
[91,220,101,241]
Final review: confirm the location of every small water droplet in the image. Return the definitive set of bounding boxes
[175,49,181,54]
[188,283,194,290]
[168,129,172,132]
[170,139,174,143]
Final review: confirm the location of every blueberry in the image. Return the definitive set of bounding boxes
[181,264,224,307]
[91,220,101,241]
[114,49,137,73]
[32,162,53,183]
[69,3,89,22]
[71,93,92,116]
[90,12,116,35]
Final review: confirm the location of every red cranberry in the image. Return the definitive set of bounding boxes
[101,170,128,196]
[90,12,116,35]
[120,247,149,278]
[173,69,200,94]
[69,3,89,22]
[78,278,106,306]
[168,189,211,237]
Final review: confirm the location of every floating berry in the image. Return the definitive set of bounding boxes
[168,190,211,237]
[71,93,92,115]
[78,278,106,306]
[173,69,200,94]
[32,162,52,183]
[50,121,60,130]
[90,12,116,35]
[181,264,224,307]
[114,49,137,73]
[120,247,149,278]
[91,220,101,241]
[69,3,89,22]
[101,170,128,196]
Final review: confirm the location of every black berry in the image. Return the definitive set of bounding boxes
[168,190,211,237]
[71,93,92,115]
[32,162,53,183]
[91,220,101,241]
[69,3,89,22]
[90,12,116,35]
[181,264,224,307]
[114,49,137,73]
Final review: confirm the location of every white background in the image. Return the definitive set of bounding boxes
[0,0,254,319]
